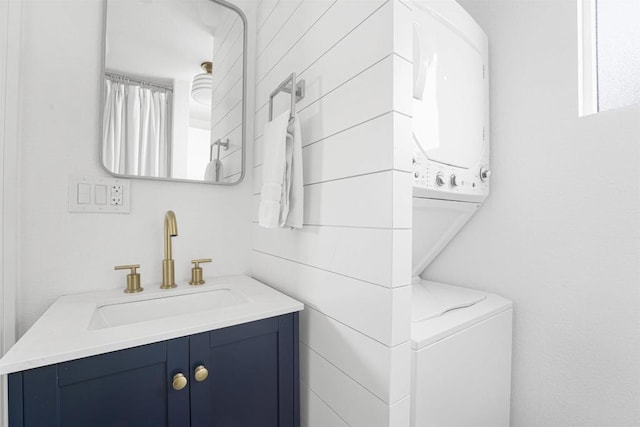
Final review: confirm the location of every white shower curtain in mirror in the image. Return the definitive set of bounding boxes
[103,78,172,177]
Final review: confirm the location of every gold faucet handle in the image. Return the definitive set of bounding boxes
[114,264,143,293]
[189,259,212,286]
[114,264,140,272]
[191,259,212,268]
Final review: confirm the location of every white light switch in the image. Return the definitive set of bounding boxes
[95,185,108,205]
[77,183,91,204]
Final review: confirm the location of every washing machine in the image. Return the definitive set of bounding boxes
[410,281,512,427]
[410,1,513,426]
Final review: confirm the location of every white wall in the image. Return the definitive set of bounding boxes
[250,0,413,425]
[211,8,245,182]
[425,1,640,426]
[172,79,191,179]
[14,0,256,335]
[1,0,22,422]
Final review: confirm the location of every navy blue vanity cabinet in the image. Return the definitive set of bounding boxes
[190,314,299,427]
[8,338,190,427]
[8,313,299,427]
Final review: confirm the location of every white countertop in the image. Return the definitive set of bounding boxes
[0,275,303,375]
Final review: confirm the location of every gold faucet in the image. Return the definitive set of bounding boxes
[161,210,178,289]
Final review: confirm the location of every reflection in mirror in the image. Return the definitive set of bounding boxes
[102,0,245,184]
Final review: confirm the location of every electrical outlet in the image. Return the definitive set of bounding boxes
[110,184,123,206]
[111,194,123,206]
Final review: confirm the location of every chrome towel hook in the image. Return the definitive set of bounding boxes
[268,72,305,122]
[210,138,229,162]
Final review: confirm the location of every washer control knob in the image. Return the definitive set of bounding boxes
[435,173,445,187]
[450,174,462,187]
[480,167,492,181]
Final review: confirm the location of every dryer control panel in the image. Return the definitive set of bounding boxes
[412,149,490,203]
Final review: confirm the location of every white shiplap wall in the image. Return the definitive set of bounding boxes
[251,1,413,425]
[211,9,245,182]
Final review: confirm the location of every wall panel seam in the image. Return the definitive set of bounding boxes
[257,1,304,58]
[302,168,392,187]
[301,306,410,353]
[212,54,242,92]
[395,110,411,119]
[215,18,242,63]
[220,146,242,161]
[219,123,242,145]
[255,52,392,118]
[300,111,392,149]
[255,106,406,142]
[256,0,339,85]
[300,378,353,427]
[397,0,412,11]
[252,249,410,290]
[257,0,391,90]
[395,52,412,64]
[250,220,411,232]
[251,169,395,195]
[302,342,409,407]
[257,0,280,33]
[217,15,239,46]
[252,168,413,195]
[212,100,242,129]
[212,72,242,104]
[253,111,394,159]
[295,53,392,115]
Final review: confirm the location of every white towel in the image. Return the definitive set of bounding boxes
[204,161,215,181]
[203,159,223,182]
[282,114,303,228]
[259,110,290,228]
[259,110,304,229]
[215,158,224,181]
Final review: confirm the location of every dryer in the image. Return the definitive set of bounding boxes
[410,1,513,426]
[411,0,491,276]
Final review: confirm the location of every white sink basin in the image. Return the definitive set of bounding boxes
[0,275,303,375]
[89,288,246,329]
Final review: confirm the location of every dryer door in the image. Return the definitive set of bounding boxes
[413,8,487,169]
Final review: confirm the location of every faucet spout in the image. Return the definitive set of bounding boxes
[161,210,178,289]
[164,210,178,259]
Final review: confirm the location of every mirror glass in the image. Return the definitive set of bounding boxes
[102,0,245,184]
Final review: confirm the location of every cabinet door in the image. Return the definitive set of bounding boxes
[9,338,190,427]
[189,313,299,427]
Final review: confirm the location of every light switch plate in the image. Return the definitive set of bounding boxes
[68,176,131,213]
[77,183,91,204]
[95,185,108,205]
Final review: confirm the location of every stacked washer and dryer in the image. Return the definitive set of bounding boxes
[409,1,513,426]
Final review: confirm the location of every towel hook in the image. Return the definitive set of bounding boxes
[268,72,305,122]
[210,138,229,162]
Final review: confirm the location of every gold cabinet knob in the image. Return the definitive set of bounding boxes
[194,365,209,382]
[172,373,188,391]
